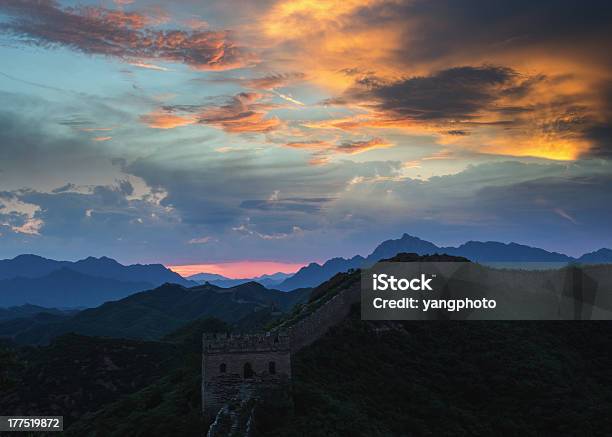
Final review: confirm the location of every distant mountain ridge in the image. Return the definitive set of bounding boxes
[276,233,612,290]
[187,271,291,288]
[0,254,192,284]
[0,304,79,322]
[0,281,311,345]
[0,255,195,308]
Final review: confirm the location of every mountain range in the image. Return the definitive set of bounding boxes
[0,281,311,345]
[275,234,612,290]
[2,234,611,308]
[0,255,195,308]
[187,272,291,288]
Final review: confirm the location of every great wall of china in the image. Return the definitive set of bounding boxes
[203,273,361,436]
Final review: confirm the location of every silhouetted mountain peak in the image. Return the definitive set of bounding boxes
[219,281,271,297]
[578,248,612,263]
[451,240,572,262]
[75,256,122,267]
[12,254,50,261]
[156,282,187,291]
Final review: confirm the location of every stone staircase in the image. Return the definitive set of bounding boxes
[207,384,256,437]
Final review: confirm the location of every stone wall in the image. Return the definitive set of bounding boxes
[286,281,360,353]
[202,333,291,420]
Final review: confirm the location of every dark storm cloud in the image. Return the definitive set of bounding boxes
[354,0,612,65]
[367,66,520,121]
[583,81,612,158]
[586,125,612,157]
[0,0,250,70]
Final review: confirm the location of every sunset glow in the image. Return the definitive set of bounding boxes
[167,261,307,279]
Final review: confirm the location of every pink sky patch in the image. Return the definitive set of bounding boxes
[167,261,307,279]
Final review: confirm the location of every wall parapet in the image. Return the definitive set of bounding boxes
[204,332,291,354]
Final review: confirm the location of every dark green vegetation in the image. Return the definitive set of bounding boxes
[257,308,612,435]
[256,266,612,436]
[0,334,180,424]
[64,318,229,437]
[0,318,229,436]
[0,282,310,345]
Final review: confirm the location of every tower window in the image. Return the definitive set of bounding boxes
[269,361,276,375]
[219,363,227,373]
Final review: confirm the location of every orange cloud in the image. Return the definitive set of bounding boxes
[286,137,390,154]
[257,0,403,90]
[200,93,282,132]
[143,93,282,133]
[140,93,282,133]
[140,111,197,129]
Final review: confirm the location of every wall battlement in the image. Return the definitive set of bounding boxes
[204,332,291,354]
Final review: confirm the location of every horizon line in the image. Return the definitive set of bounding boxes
[166,261,309,279]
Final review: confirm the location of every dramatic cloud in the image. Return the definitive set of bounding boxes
[316,65,598,160]
[0,0,251,70]
[254,0,612,161]
[1,0,612,265]
[198,93,281,133]
[142,93,281,133]
[342,66,520,121]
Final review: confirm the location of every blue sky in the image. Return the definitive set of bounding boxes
[0,0,611,274]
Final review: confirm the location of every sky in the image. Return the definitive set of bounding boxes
[0,0,611,277]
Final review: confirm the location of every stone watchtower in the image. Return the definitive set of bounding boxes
[202,332,291,420]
